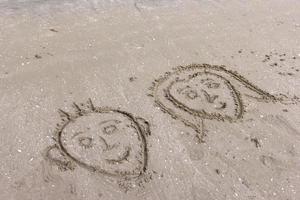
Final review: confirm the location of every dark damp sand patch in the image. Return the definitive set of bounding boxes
[129,76,137,82]
[250,137,261,148]
[232,49,300,75]
[49,28,58,32]
[34,54,42,59]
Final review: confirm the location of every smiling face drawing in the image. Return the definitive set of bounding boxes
[46,100,150,179]
[166,72,242,121]
[59,111,146,177]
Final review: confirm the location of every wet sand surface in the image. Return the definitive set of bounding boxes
[1,0,300,199]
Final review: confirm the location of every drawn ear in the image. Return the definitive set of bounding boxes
[136,117,151,136]
[44,145,76,171]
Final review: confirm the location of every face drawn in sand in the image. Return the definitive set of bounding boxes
[149,64,294,142]
[166,72,242,121]
[44,99,151,186]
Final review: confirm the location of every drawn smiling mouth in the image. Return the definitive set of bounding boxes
[105,147,131,164]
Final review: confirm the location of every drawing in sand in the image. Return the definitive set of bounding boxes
[149,63,298,142]
[44,99,151,191]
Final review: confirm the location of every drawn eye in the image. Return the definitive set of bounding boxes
[205,82,220,89]
[184,90,198,100]
[103,125,117,135]
[78,137,93,149]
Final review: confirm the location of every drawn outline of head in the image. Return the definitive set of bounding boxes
[46,100,150,179]
[149,64,276,132]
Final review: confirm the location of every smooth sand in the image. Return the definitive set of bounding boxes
[0,0,300,199]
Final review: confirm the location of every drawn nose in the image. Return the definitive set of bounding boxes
[98,136,117,152]
[201,90,219,103]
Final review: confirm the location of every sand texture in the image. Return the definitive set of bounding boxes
[0,0,300,199]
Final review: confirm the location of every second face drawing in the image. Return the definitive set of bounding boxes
[149,63,288,141]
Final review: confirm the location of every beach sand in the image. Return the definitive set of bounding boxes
[0,0,300,199]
